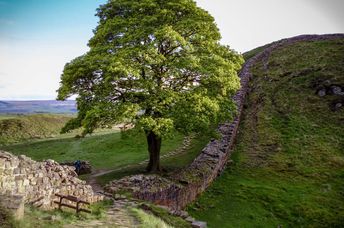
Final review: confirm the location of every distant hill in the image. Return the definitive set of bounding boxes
[0,114,73,145]
[0,100,77,114]
[0,101,11,108]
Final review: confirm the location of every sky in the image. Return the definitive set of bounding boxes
[0,0,343,100]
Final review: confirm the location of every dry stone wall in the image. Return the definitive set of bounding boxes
[60,160,92,175]
[105,33,344,210]
[105,36,250,210]
[0,194,24,219]
[0,151,103,211]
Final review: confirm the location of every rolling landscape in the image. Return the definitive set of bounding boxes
[1,35,343,228]
[0,100,76,114]
[0,0,343,228]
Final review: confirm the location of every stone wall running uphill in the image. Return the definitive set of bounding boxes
[105,33,344,210]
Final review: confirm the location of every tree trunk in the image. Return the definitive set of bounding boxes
[146,131,162,173]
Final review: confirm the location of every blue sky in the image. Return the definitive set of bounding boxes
[0,0,343,100]
[0,0,106,100]
[0,0,105,44]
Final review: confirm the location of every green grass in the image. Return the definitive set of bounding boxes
[0,114,73,145]
[12,200,112,228]
[96,133,211,185]
[141,204,192,228]
[0,114,18,120]
[1,129,186,170]
[243,44,269,60]
[188,39,344,227]
[0,204,16,228]
[1,126,204,226]
[131,208,173,228]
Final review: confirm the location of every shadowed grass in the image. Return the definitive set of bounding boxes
[96,132,211,185]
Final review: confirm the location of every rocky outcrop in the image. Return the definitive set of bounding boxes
[0,151,103,211]
[105,33,344,210]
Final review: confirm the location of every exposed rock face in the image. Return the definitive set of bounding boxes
[0,151,103,211]
[105,33,344,210]
[192,221,207,228]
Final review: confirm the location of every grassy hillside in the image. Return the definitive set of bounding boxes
[188,38,344,227]
[1,129,210,172]
[96,132,211,185]
[0,115,17,121]
[1,130,182,169]
[0,114,74,145]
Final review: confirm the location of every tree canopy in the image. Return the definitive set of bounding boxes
[57,0,243,172]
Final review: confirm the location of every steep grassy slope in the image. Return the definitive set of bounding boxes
[0,114,73,145]
[188,38,344,227]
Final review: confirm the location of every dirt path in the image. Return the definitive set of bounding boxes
[86,135,194,193]
[72,136,193,227]
[63,198,140,228]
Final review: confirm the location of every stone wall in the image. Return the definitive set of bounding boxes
[105,33,344,210]
[60,160,92,175]
[104,32,250,209]
[0,151,103,211]
[0,194,24,219]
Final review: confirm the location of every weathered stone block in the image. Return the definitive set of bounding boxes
[23,179,29,186]
[0,194,25,220]
[192,221,207,228]
[0,159,5,168]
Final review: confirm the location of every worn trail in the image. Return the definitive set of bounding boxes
[86,135,194,192]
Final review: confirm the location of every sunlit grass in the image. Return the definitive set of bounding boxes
[1,129,185,170]
[188,39,344,227]
[131,208,173,228]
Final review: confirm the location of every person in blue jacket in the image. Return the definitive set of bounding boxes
[74,160,81,175]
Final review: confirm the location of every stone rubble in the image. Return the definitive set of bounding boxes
[192,220,207,228]
[0,194,24,219]
[59,160,92,175]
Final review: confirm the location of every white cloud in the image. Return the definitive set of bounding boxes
[196,0,343,52]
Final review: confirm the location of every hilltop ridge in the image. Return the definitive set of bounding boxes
[0,100,76,114]
[188,34,344,227]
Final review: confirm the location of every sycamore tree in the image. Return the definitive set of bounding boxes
[57,0,243,172]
